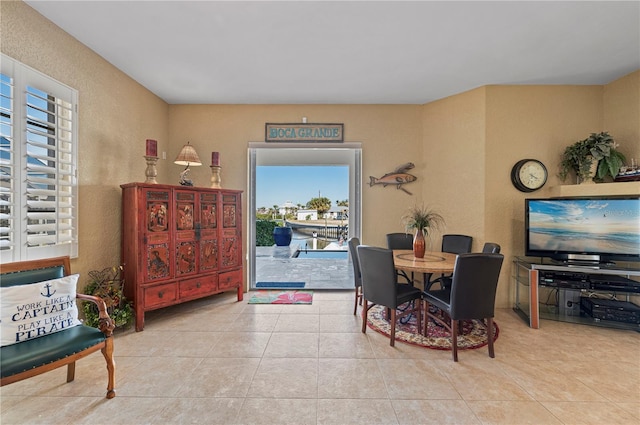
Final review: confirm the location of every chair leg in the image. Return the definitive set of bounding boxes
[389,309,396,347]
[487,317,495,358]
[353,287,359,315]
[451,319,458,362]
[415,300,421,334]
[66,361,76,383]
[102,338,116,399]
[422,299,429,336]
[361,299,368,334]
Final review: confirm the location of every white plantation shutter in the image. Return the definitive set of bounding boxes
[0,71,14,254]
[1,54,78,263]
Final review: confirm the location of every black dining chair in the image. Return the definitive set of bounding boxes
[482,242,501,254]
[347,237,363,315]
[386,233,414,285]
[422,252,504,361]
[357,245,422,346]
[427,234,473,290]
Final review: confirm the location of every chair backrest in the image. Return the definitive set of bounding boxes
[441,234,473,254]
[357,246,398,308]
[482,242,501,254]
[386,233,413,250]
[449,253,504,320]
[347,237,362,289]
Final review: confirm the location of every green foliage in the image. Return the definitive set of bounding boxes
[81,266,133,329]
[256,212,272,220]
[256,220,278,246]
[401,204,445,236]
[306,197,332,216]
[597,148,626,181]
[559,132,626,183]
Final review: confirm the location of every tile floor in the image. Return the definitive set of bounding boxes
[1,290,639,425]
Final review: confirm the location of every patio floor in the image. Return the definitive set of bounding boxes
[254,245,353,290]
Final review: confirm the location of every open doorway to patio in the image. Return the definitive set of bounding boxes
[248,143,362,290]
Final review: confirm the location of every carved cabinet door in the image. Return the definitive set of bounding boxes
[174,190,198,277]
[199,192,218,272]
[220,192,241,269]
[142,188,172,282]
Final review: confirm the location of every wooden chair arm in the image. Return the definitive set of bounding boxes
[76,293,115,337]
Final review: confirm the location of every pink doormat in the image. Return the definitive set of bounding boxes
[248,290,313,304]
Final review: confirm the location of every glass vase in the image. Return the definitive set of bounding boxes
[413,229,426,258]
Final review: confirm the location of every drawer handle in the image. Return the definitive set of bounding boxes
[158,291,164,298]
[196,282,201,288]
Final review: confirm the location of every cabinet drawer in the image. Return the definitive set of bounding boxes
[179,275,217,298]
[144,283,177,308]
[219,269,242,290]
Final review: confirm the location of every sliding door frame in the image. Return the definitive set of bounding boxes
[247,142,362,289]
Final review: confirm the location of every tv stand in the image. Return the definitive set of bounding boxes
[513,256,640,331]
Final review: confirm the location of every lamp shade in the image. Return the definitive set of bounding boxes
[174,142,202,166]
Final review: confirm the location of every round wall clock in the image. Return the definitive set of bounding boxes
[511,159,548,192]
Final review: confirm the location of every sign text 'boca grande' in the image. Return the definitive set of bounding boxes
[265,123,344,142]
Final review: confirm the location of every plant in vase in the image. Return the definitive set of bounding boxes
[82,266,134,330]
[559,132,626,184]
[401,204,445,258]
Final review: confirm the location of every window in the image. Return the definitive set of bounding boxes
[1,54,78,263]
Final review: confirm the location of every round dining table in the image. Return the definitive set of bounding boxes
[393,249,456,273]
[392,249,457,288]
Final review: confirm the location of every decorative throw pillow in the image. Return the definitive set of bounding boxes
[1,274,81,346]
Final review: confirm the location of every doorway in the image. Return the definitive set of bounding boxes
[248,143,362,290]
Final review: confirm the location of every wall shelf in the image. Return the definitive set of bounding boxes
[550,181,640,197]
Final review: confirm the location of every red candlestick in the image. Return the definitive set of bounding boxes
[146,139,157,157]
[212,151,220,166]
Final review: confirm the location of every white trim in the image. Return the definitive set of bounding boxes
[247,143,362,289]
[0,54,78,263]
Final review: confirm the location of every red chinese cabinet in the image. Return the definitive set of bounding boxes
[120,183,243,331]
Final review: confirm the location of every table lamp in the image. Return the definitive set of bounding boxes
[174,142,202,186]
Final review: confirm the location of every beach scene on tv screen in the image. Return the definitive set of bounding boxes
[529,199,640,255]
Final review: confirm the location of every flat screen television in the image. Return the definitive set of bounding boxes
[525,196,640,264]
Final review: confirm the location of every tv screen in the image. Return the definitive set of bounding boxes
[525,196,640,263]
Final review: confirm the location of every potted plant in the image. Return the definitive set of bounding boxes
[401,204,445,258]
[273,223,293,246]
[559,132,626,184]
[82,266,134,330]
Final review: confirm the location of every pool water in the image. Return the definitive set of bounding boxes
[294,250,349,259]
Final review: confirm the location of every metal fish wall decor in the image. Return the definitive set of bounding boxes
[369,162,417,195]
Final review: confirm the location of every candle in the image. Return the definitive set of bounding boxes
[146,139,157,157]
[212,151,220,166]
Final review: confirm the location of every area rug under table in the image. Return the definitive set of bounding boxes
[366,304,498,350]
[248,290,313,304]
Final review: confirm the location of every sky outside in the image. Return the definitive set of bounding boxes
[256,165,348,209]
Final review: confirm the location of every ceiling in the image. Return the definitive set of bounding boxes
[25,1,640,105]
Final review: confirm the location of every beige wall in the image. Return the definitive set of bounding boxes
[419,82,638,307]
[421,87,487,246]
[485,85,604,307]
[1,1,170,283]
[168,104,423,251]
[3,1,639,308]
[604,70,640,160]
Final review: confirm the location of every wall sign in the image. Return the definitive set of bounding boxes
[265,123,344,142]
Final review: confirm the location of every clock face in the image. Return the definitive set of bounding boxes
[511,159,547,192]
